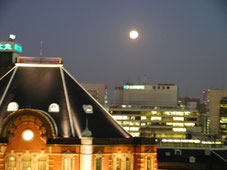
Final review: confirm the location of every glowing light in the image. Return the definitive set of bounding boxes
[0,42,22,52]
[49,103,60,112]
[173,117,184,121]
[9,34,16,40]
[123,85,144,89]
[82,104,93,114]
[129,127,139,131]
[7,102,19,111]
[141,116,147,120]
[172,128,186,132]
[22,130,34,141]
[184,123,195,126]
[15,63,63,67]
[113,115,128,120]
[10,157,15,160]
[129,30,139,39]
[151,117,161,121]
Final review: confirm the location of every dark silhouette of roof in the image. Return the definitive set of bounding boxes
[0,59,131,138]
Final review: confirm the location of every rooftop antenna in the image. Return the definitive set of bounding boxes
[143,74,148,85]
[40,40,43,57]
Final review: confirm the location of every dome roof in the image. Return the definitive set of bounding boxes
[0,58,131,139]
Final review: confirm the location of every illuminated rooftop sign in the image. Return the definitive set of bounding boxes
[0,42,23,53]
[123,85,145,90]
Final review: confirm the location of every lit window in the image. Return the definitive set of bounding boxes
[23,158,31,170]
[141,116,147,120]
[8,156,16,168]
[116,158,121,170]
[151,117,161,121]
[126,158,130,170]
[147,157,151,170]
[38,159,46,170]
[172,128,186,132]
[7,102,19,112]
[63,158,72,170]
[172,123,184,126]
[48,103,60,112]
[22,130,34,141]
[184,123,195,126]
[152,111,157,115]
[123,127,129,131]
[141,123,146,126]
[129,127,139,131]
[83,104,93,114]
[173,117,184,121]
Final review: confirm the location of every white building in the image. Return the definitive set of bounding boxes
[114,84,178,107]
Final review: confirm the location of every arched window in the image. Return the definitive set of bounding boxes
[126,157,130,170]
[96,158,102,170]
[7,102,19,112]
[48,103,60,112]
[116,158,121,170]
[8,156,16,170]
[82,104,93,114]
[38,158,46,170]
[63,157,75,170]
[147,157,151,170]
[23,158,31,170]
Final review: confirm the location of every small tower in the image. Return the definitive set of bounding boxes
[80,119,93,170]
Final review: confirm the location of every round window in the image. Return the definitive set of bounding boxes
[22,129,34,141]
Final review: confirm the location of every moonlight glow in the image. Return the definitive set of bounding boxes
[129,30,139,39]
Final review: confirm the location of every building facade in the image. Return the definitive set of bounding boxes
[203,89,227,137]
[111,84,200,139]
[110,105,200,139]
[0,41,157,170]
[114,84,178,107]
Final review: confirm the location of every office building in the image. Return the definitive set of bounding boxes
[203,89,227,137]
[178,97,200,110]
[110,84,200,139]
[110,105,200,139]
[114,84,178,107]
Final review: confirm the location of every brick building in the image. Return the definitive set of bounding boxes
[0,43,157,170]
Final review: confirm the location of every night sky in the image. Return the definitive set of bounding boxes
[0,0,227,102]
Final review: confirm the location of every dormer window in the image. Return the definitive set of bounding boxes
[83,105,93,114]
[48,103,60,112]
[7,102,19,112]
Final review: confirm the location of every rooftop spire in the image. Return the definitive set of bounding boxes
[82,119,92,137]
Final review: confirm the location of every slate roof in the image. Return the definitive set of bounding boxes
[0,58,131,138]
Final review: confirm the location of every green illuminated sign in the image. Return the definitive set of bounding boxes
[14,44,23,53]
[0,42,23,53]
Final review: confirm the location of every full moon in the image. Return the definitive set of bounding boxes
[129,30,139,39]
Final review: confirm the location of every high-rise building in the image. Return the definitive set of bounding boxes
[203,89,227,137]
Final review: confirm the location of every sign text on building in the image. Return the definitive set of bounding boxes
[0,42,23,53]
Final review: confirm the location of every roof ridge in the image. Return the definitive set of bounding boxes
[0,67,18,108]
